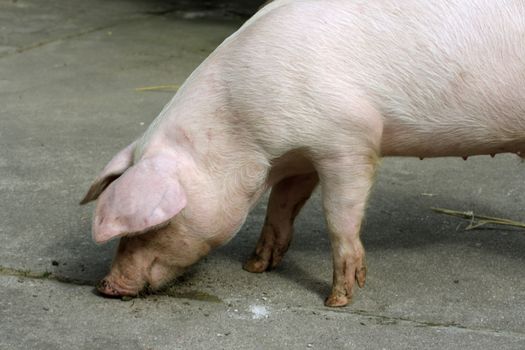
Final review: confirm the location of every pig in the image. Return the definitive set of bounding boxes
[81,0,525,307]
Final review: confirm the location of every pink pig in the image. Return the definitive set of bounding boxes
[81,0,525,306]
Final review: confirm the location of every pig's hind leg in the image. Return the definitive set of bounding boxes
[243,172,319,273]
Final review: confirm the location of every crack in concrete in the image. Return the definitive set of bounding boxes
[0,265,94,286]
[0,22,123,59]
[3,265,524,338]
[0,266,223,303]
[0,7,182,60]
[0,3,253,60]
[301,306,525,339]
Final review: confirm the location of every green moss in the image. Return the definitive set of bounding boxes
[0,266,51,279]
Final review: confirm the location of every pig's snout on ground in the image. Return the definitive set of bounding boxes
[93,227,212,299]
[96,277,140,298]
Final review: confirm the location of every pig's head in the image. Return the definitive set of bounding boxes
[80,143,214,297]
[95,222,212,297]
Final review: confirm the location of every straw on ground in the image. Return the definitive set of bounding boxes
[135,84,180,92]
[431,207,525,230]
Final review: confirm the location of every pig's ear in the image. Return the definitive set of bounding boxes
[91,155,187,244]
[80,142,136,205]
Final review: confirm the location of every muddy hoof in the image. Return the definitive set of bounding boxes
[324,293,349,307]
[243,255,269,273]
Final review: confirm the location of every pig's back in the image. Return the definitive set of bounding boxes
[218,0,525,157]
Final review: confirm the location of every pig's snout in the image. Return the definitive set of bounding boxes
[94,221,216,300]
[96,277,141,298]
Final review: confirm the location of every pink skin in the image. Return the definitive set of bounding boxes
[97,223,211,297]
[82,0,525,305]
[85,145,257,297]
[90,148,319,298]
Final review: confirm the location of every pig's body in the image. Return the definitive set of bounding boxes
[82,0,525,306]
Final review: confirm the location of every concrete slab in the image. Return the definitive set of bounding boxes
[0,0,261,57]
[1,0,524,348]
[2,275,525,350]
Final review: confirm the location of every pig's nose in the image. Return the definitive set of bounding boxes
[96,278,137,297]
[96,278,120,297]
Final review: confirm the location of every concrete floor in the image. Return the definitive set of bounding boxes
[1,0,525,349]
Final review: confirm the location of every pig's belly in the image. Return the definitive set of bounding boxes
[379,117,525,159]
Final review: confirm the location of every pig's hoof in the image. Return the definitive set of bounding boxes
[243,255,269,273]
[356,265,367,288]
[324,293,349,307]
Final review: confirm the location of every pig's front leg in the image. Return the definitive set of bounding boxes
[243,172,319,273]
[319,153,378,307]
